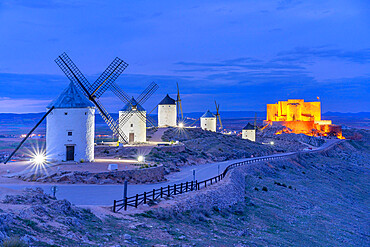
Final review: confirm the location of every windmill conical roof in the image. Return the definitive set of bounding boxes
[243,123,255,130]
[121,97,146,112]
[158,94,176,105]
[201,110,215,118]
[47,82,94,109]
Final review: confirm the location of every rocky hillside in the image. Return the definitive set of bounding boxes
[147,127,275,170]
[1,130,369,246]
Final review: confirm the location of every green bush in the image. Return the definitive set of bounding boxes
[262,186,268,192]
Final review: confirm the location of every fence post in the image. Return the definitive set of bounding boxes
[180,183,183,193]
[186,181,188,192]
[191,181,194,191]
[153,189,155,201]
[168,185,170,197]
[135,194,138,208]
[124,197,127,211]
[205,180,207,188]
[144,192,147,204]
[174,184,177,195]
[161,187,163,198]
[196,180,198,190]
[113,200,116,213]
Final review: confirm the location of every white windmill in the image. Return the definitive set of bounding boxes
[46,83,95,162]
[158,94,177,127]
[200,110,216,132]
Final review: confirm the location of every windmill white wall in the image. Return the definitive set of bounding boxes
[242,129,256,141]
[119,110,146,143]
[46,82,95,162]
[242,123,256,142]
[47,108,95,162]
[158,94,177,127]
[200,110,216,132]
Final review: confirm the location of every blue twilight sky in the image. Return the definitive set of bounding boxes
[0,0,369,113]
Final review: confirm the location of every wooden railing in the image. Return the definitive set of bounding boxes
[112,153,294,212]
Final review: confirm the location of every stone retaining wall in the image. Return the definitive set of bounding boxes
[20,166,165,184]
[155,141,341,213]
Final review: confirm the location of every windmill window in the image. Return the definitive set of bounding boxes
[131,124,133,127]
[64,112,68,115]
[85,112,87,115]
[68,132,72,136]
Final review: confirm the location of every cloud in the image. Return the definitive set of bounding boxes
[0,98,51,113]
[275,47,370,64]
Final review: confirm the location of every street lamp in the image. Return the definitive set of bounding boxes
[137,155,144,162]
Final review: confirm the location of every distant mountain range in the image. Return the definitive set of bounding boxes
[0,111,369,121]
[0,111,369,135]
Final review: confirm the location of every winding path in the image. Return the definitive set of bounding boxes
[0,139,342,206]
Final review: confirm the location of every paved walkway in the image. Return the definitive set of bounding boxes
[0,139,342,206]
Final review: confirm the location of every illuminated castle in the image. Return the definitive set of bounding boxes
[265,99,343,138]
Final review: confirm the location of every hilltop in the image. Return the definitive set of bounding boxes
[0,129,368,246]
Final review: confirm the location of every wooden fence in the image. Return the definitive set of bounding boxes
[113,154,292,212]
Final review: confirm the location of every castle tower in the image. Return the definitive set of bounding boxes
[158,94,177,127]
[46,83,95,162]
[119,98,146,143]
[242,123,256,142]
[200,110,216,132]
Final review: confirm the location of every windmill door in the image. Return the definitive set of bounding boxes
[129,133,135,143]
[66,146,75,161]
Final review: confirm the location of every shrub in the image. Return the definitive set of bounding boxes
[3,237,27,247]
[254,187,259,191]
[80,159,84,163]
[262,186,268,192]
[288,186,293,189]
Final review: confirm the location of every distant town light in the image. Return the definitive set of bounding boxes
[137,155,144,162]
[270,141,274,145]
[178,122,184,128]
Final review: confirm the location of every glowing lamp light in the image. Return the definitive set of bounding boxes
[178,122,184,128]
[137,155,144,162]
[270,141,274,145]
[31,153,47,165]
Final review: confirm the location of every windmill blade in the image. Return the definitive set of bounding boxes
[177,82,183,120]
[110,83,131,104]
[118,110,135,128]
[190,117,200,127]
[146,115,157,128]
[109,84,149,126]
[215,100,223,129]
[55,53,129,143]
[95,99,128,143]
[136,82,159,105]
[218,113,223,129]
[4,107,55,164]
[136,110,157,128]
[90,57,129,98]
[148,104,158,115]
[55,53,91,96]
